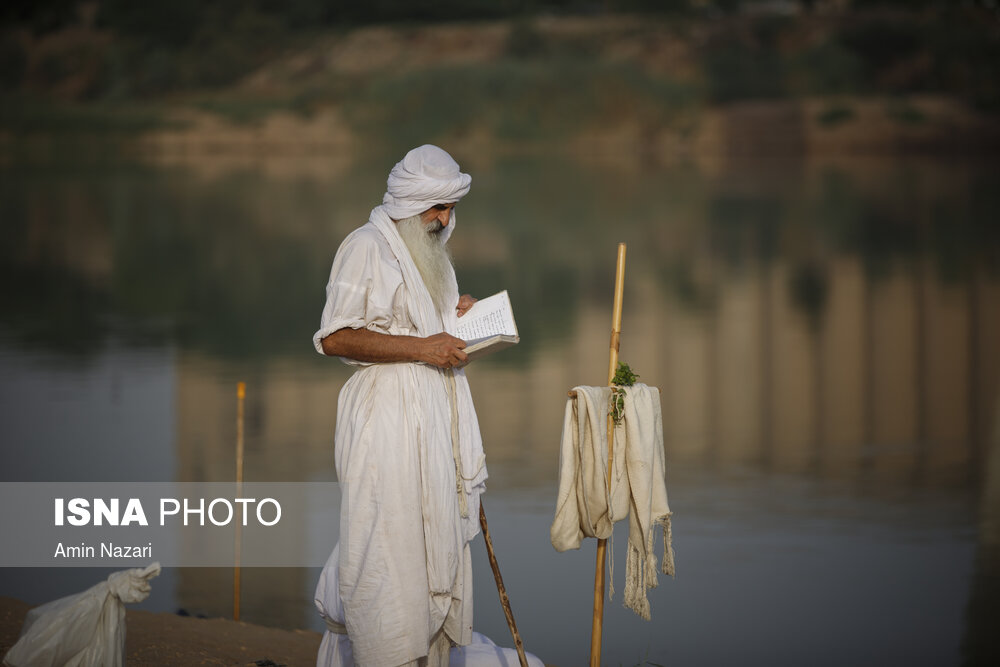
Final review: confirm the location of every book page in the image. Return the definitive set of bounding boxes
[455,290,517,342]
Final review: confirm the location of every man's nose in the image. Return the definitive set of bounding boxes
[440,212,450,226]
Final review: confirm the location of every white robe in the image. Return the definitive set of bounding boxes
[313,207,488,666]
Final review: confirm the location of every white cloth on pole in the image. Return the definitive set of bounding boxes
[313,205,487,666]
[551,386,620,546]
[2,563,160,667]
[550,384,674,619]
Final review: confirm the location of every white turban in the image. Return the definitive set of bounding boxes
[381,145,472,221]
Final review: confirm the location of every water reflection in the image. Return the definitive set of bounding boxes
[0,154,997,665]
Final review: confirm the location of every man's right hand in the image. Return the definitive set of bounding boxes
[420,332,468,369]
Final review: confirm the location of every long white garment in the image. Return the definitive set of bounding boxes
[550,384,674,620]
[316,544,542,667]
[313,206,488,666]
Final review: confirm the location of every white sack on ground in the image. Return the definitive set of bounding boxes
[2,562,161,667]
[450,632,546,667]
[550,384,674,619]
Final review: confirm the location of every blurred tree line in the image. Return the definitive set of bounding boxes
[1,0,998,107]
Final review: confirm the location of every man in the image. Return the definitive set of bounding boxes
[313,145,489,667]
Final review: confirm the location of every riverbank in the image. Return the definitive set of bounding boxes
[3,93,997,169]
[3,11,999,163]
[0,596,322,666]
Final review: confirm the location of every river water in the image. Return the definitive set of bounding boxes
[1,152,997,666]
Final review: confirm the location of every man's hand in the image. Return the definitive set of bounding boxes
[320,327,470,368]
[420,332,468,369]
[456,294,477,317]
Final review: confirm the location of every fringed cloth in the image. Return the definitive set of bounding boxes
[550,384,675,620]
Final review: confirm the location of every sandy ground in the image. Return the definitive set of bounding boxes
[0,596,322,666]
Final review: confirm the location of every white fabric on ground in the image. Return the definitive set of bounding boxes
[3,563,160,667]
[550,384,674,619]
[449,633,545,667]
[313,203,487,666]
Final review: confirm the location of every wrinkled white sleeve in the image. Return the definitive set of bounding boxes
[312,230,398,358]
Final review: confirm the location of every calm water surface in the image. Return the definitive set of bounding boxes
[1,153,997,666]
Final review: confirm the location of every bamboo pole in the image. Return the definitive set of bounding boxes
[234,381,245,621]
[590,243,627,667]
[479,502,529,667]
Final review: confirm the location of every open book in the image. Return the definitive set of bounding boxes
[455,290,519,362]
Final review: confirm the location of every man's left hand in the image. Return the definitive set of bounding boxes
[456,294,477,317]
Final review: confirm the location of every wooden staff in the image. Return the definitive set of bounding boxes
[590,243,627,667]
[479,502,529,667]
[234,381,245,621]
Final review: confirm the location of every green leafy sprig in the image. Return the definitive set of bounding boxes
[610,361,639,425]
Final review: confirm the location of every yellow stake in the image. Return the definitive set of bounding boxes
[234,381,245,621]
[590,243,626,667]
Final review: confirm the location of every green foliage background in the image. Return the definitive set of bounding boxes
[2,0,999,107]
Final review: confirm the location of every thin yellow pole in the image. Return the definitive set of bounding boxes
[234,381,245,621]
[590,243,627,667]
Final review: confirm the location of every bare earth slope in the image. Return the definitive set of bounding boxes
[0,596,322,667]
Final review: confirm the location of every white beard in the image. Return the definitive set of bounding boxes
[397,215,455,315]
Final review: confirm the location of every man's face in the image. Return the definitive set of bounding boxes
[419,203,455,234]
